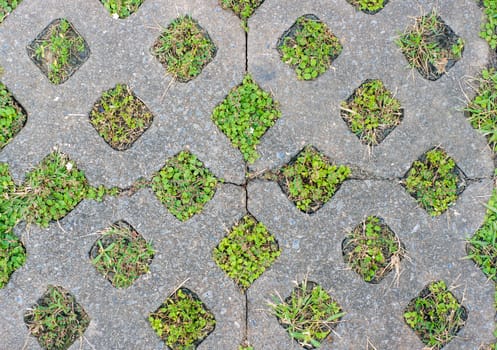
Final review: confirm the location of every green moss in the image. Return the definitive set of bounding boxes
[90,221,154,288]
[0,0,21,24]
[27,18,89,85]
[396,10,464,80]
[341,79,402,146]
[219,0,264,29]
[90,84,154,151]
[0,82,27,149]
[152,15,216,83]
[347,0,386,13]
[213,215,280,290]
[269,280,344,349]
[151,151,217,222]
[404,148,463,216]
[467,188,497,282]
[404,281,467,349]
[342,216,404,283]
[278,15,342,81]
[278,146,350,214]
[212,74,281,163]
[99,0,144,19]
[480,0,497,49]
[465,68,497,152]
[24,285,90,350]
[149,287,216,349]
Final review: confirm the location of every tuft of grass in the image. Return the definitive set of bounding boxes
[467,188,497,282]
[465,68,497,152]
[89,221,154,288]
[89,84,154,151]
[0,81,27,149]
[219,0,264,30]
[403,148,464,216]
[404,281,467,349]
[269,279,344,349]
[278,15,342,81]
[480,0,497,50]
[151,150,217,222]
[24,285,90,350]
[149,287,216,350]
[152,15,216,83]
[99,0,144,19]
[213,215,280,291]
[0,0,21,24]
[277,146,350,214]
[212,74,281,163]
[347,0,386,14]
[396,10,464,81]
[341,79,402,146]
[27,18,90,85]
[342,215,404,283]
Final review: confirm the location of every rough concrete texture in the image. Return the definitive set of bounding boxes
[0,0,496,349]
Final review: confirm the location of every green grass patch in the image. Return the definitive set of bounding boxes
[467,188,497,281]
[152,15,216,83]
[341,79,402,146]
[480,0,497,50]
[269,279,344,349]
[149,287,216,349]
[99,0,144,19]
[465,68,497,152]
[219,0,264,29]
[404,148,464,216]
[0,0,21,24]
[346,0,386,14]
[27,18,90,85]
[24,285,90,350]
[0,82,27,149]
[151,150,217,222]
[212,74,281,163]
[277,146,350,214]
[404,281,467,349]
[396,10,464,81]
[89,83,154,151]
[213,215,280,290]
[89,221,154,288]
[342,216,404,283]
[278,14,342,81]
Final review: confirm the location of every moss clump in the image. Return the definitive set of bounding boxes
[0,82,27,149]
[99,0,144,19]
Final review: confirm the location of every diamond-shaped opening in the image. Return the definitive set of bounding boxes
[24,285,90,350]
[467,188,497,282]
[149,287,216,349]
[211,73,281,163]
[276,145,350,214]
[277,14,343,81]
[219,0,264,23]
[346,0,388,14]
[404,281,467,349]
[0,81,27,150]
[270,280,344,349]
[99,0,145,19]
[152,15,216,83]
[402,147,466,216]
[89,220,154,288]
[342,215,405,283]
[23,150,89,227]
[213,214,280,291]
[0,0,22,24]
[26,18,90,85]
[89,84,154,151]
[396,10,464,81]
[341,79,403,146]
[151,150,218,222]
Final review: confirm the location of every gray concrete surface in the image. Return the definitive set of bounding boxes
[0,0,496,349]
